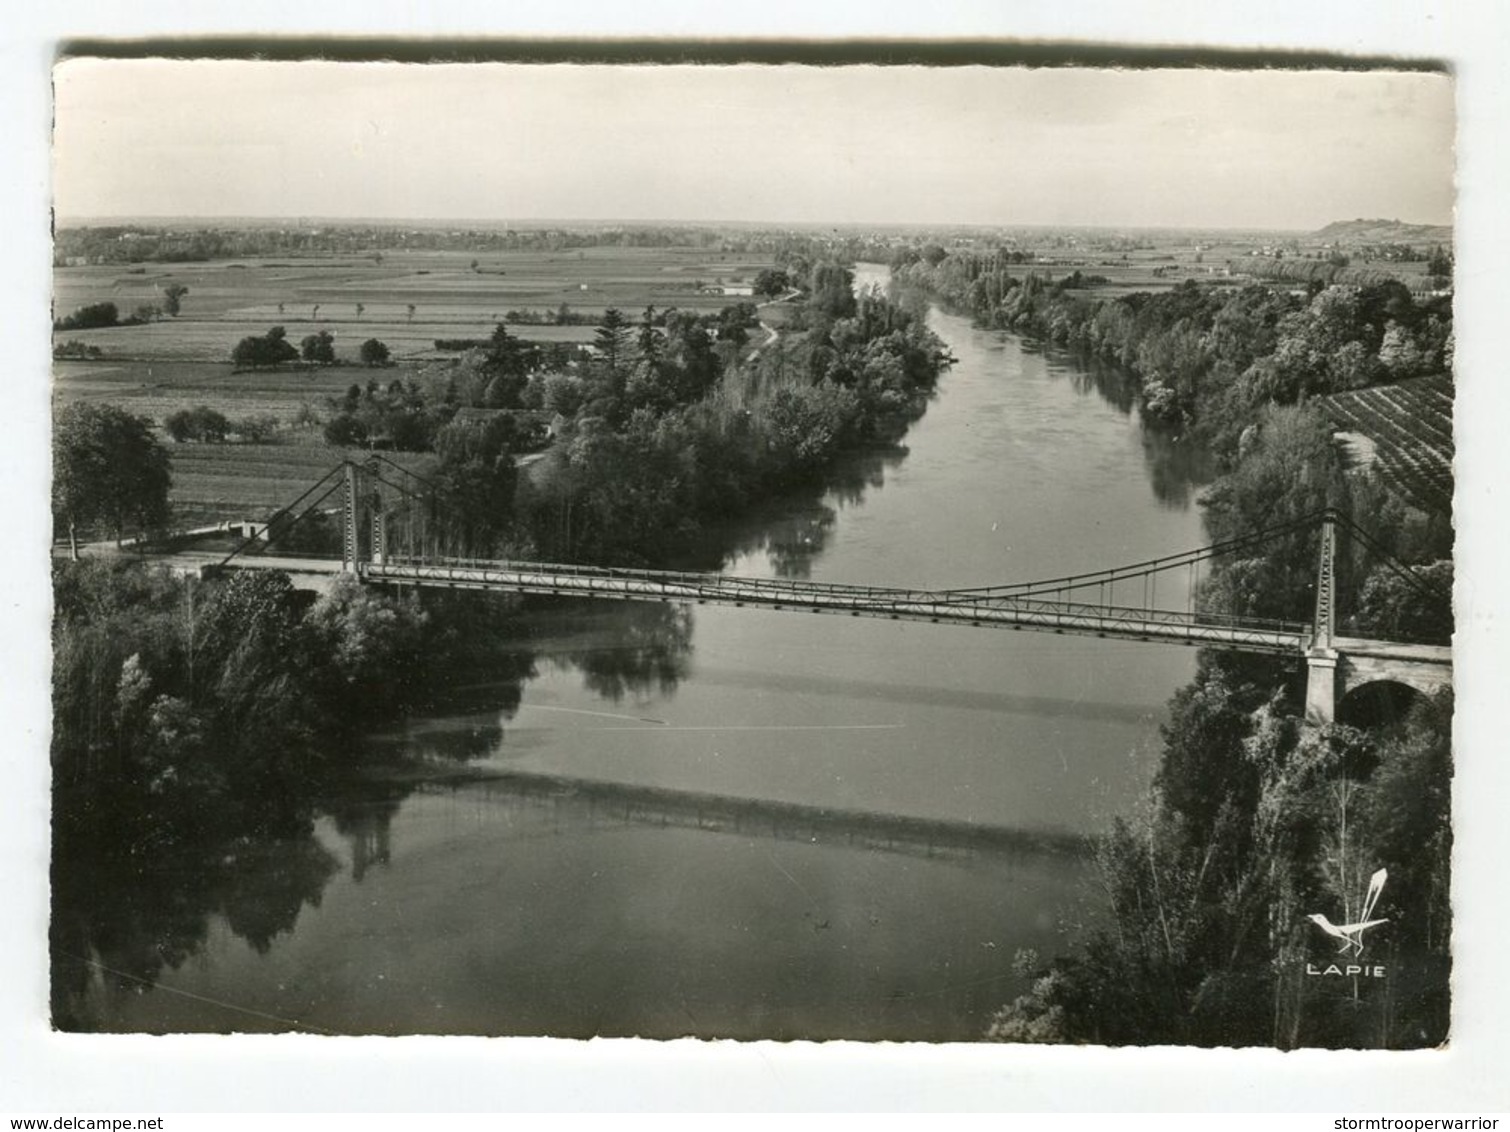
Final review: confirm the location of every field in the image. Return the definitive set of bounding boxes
[1005,234,1444,299]
[53,247,774,362]
[53,244,782,526]
[1321,374,1454,516]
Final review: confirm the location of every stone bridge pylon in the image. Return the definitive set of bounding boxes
[1304,511,1452,723]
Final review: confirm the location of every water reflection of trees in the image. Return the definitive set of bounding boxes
[394,715,508,764]
[50,814,338,1030]
[562,601,694,703]
[1140,426,1215,510]
[714,444,909,578]
[1064,352,1138,415]
[1042,340,1214,510]
[327,787,407,882]
[51,776,427,1029]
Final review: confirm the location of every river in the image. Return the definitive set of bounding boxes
[60,265,1214,1040]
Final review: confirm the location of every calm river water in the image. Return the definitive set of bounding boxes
[67,266,1214,1040]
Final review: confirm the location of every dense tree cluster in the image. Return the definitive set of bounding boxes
[231,325,300,370]
[51,563,435,852]
[323,379,437,451]
[515,266,953,565]
[895,250,1452,451]
[53,302,122,332]
[164,405,231,443]
[753,267,792,297]
[990,668,1451,1049]
[52,403,170,552]
[162,405,280,445]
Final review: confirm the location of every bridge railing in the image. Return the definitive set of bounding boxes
[381,553,945,602]
[365,555,1311,648]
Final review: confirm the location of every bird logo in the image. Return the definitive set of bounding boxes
[1308,868,1389,957]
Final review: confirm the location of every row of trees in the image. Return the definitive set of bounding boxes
[232,326,391,370]
[164,405,278,445]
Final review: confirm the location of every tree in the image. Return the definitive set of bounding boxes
[161,283,189,316]
[636,305,664,369]
[53,403,171,555]
[809,263,858,320]
[1425,245,1452,282]
[407,303,417,322]
[589,308,633,419]
[479,323,536,408]
[359,338,391,367]
[753,268,791,298]
[300,330,336,365]
[355,302,365,320]
[594,308,631,376]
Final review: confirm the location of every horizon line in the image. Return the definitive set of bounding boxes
[53,214,1454,235]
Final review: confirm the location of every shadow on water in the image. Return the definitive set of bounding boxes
[416,769,1090,864]
[689,664,1159,725]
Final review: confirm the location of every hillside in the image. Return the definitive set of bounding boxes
[1314,218,1452,245]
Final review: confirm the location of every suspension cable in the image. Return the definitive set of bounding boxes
[216,461,348,568]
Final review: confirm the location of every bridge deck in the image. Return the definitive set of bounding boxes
[127,549,1449,665]
[359,556,1309,655]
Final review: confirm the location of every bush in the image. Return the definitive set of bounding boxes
[164,405,231,443]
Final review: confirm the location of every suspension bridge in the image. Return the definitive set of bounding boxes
[139,455,1452,723]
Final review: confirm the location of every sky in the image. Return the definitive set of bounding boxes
[52,60,1455,231]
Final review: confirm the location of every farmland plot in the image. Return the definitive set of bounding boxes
[168,443,437,527]
[53,359,403,419]
[1322,373,1454,516]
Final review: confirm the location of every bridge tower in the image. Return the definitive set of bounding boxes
[341,461,361,573]
[368,457,388,567]
[1304,511,1339,723]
